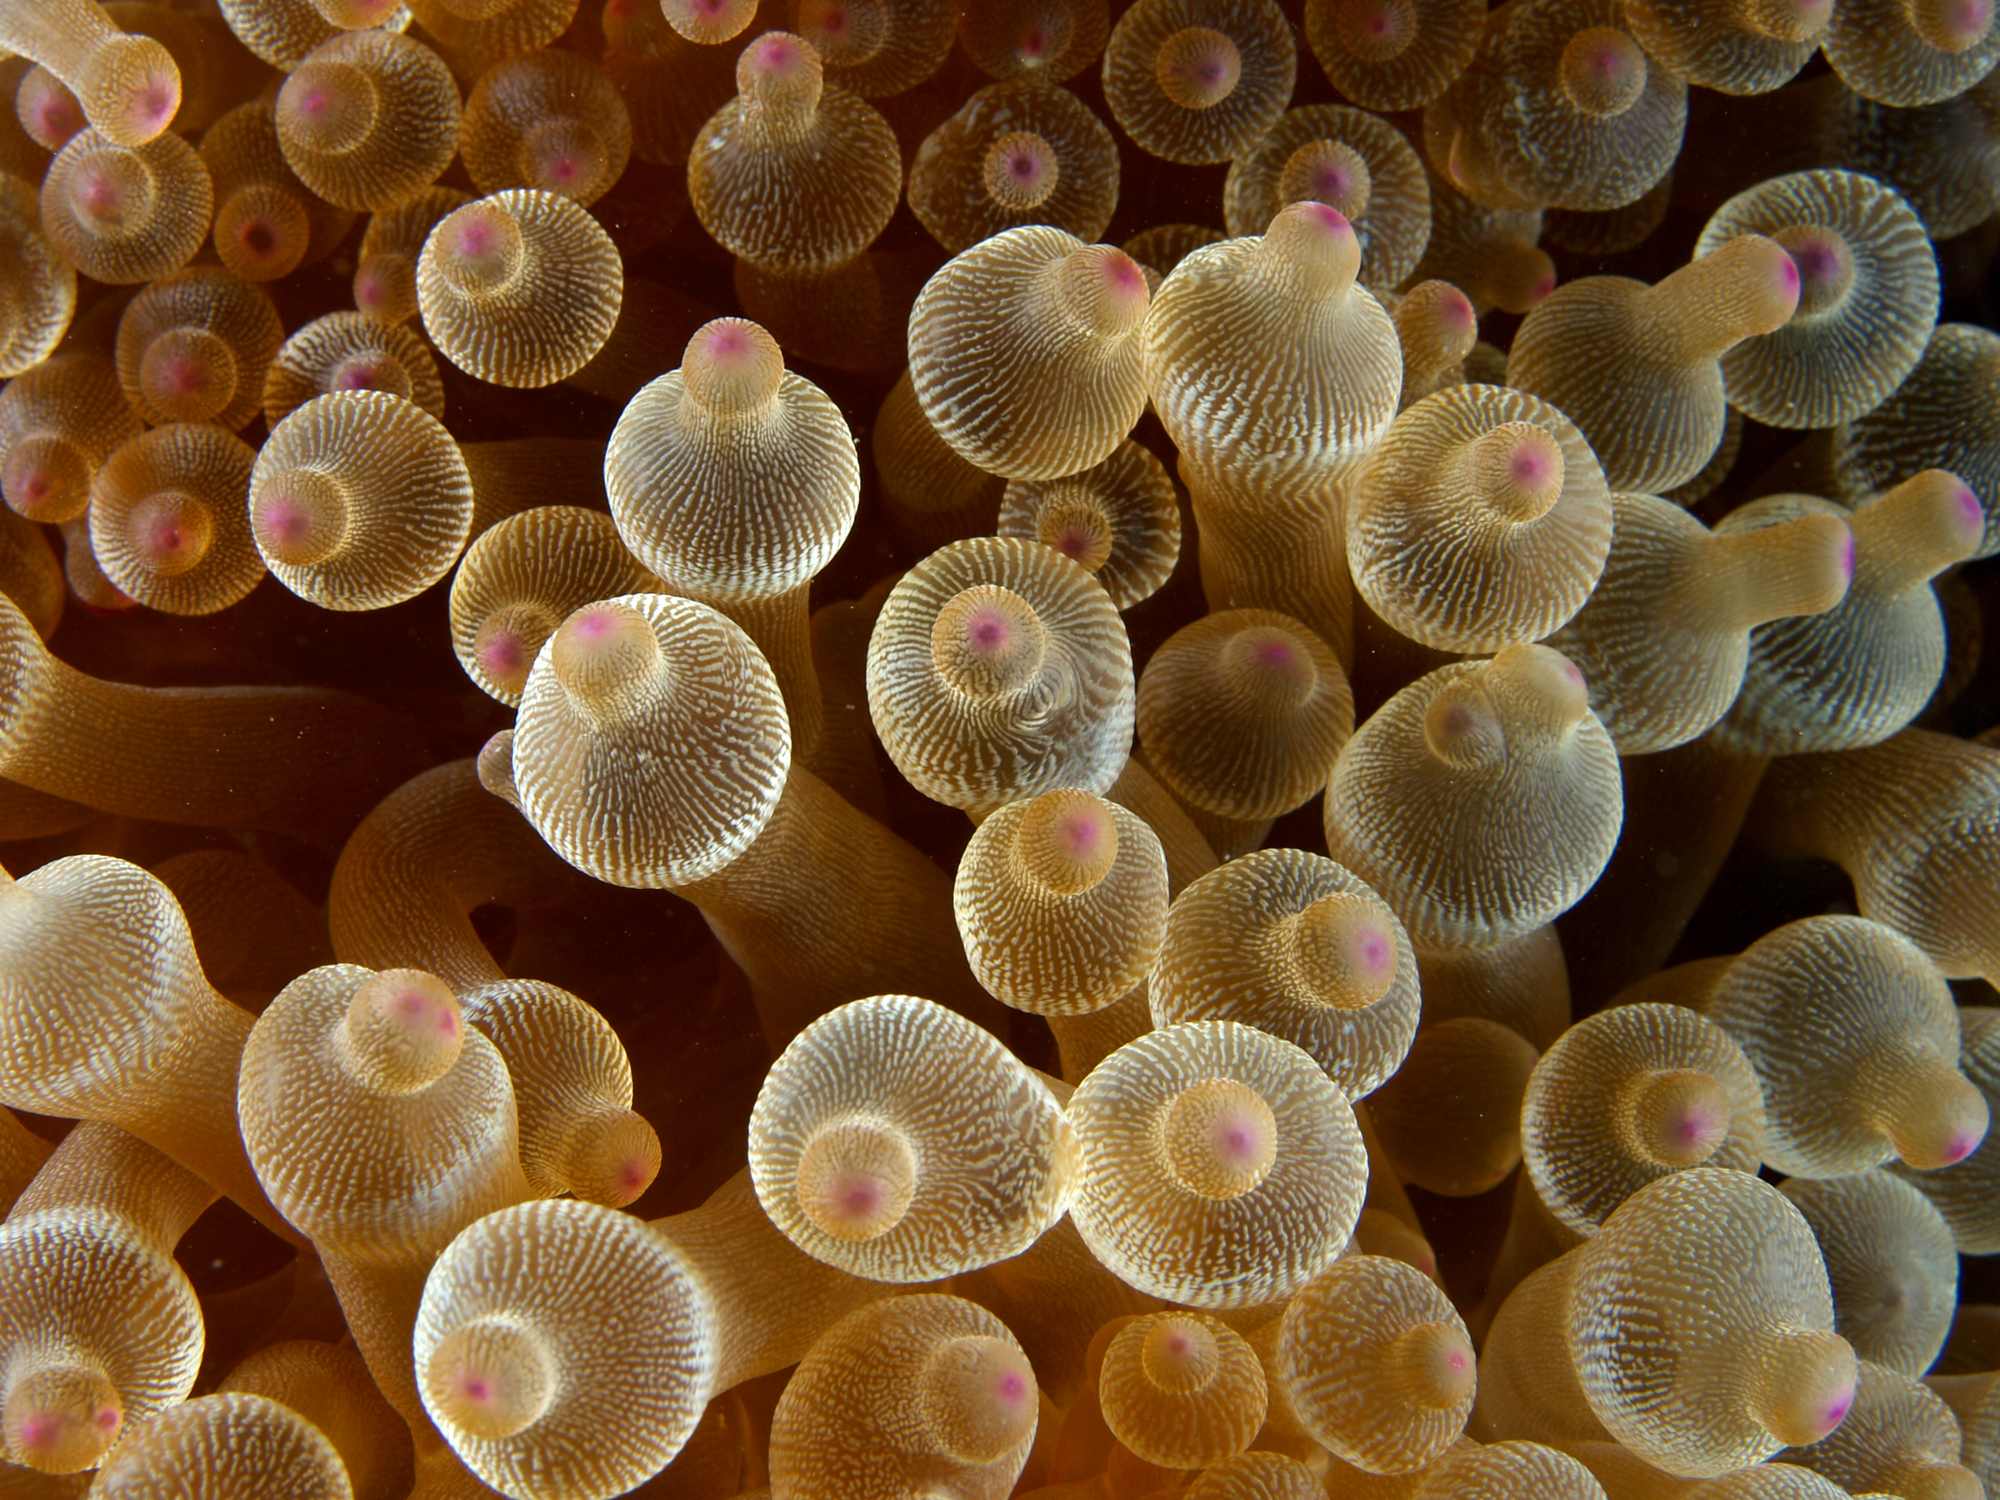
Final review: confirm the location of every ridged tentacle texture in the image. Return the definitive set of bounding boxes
[1100,0,1296,165]
[1323,644,1624,951]
[907,224,1151,482]
[1520,1001,1766,1236]
[1346,383,1613,652]
[1099,1310,1268,1468]
[86,421,263,617]
[455,977,661,1208]
[1709,473,1983,755]
[1885,1007,2000,1253]
[1302,0,1484,111]
[39,126,212,285]
[0,352,139,525]
[448,506,661,707]
[0,857,294,1240]
[415,189,623,388]
[0,175,73,379]
[273,29,460,212]
[1822,0,2000,106]
[502,593,990,1038]
[1148,847,1421,1101]
[953,788,1169,1016]
[605,317,860,756]
[1426,0,1687,212]
[1619,0,1830,93]
[1413,1440,1610,1498]
[957,0,1110,80]
[1065,1019,1368,1307]
[1221,104,1433,293]
[87,1391,353,1500]
[352,186,470,324]
[768,1294,1039,1500]
[201,98,355,285]
[1142,202,1401,664]
[749,994,1077,1280]
[996,438,1181,611]
[866,536,1135,820]
[1144,201,1401,501]
[1696,171,1939,429]
[1137,610,1354,851]
[908,79,1119,253]
[1276,1254,1476,1473]
[1780,1170,1958,1378]
[688,31,901,274]
[414,1196,719,1500]
[460,48,632,206]
[1751,729,2000,983]
[114,266,283,432]
[219,1340,414,1500]
[1545,490,1853,754]
[249,390,476,611]
[1691,915,1988,1177]
[1492,1170,1859,1476]
[1505,234,1803,493]
[237,964,533,1422]
[0,0,179,148]
[0,1123,212,1474]
[792,0,958,97]
[1780,1360,1985,1499]
[264,311,446,428]
[416,1176,888,1497]
[1832,323,2000,559]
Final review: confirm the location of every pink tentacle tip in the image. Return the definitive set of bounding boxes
[1531,269,1557,303]
[1774,252,1801,298]
[753,33,805,74]
[1354,926,1395,977]
[1837,527,1857,579]
[1817,1388,1854,1434]
[1300,202,1355,237]
[1941,1126,1984,1165]
[254,493,316,550]
[1955,482,1986,535]
[1442,289,1477,329]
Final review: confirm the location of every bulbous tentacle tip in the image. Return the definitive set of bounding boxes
[478,729,521,809]
[4,1365,123,1474]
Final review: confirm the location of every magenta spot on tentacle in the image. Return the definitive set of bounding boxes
[1509,445,1550,487]
[1531,269,1557,302]
[77,165,122,216]
[1775,253,1801,296]
[816,3,850,36]
[92,1407,119,1435]
[135,80,176,133]
[33,93,84,140]
[1819,1389,1853,1431]
[295,86,333,120]
[1561,659,1585,686]
[754,32,803,71]
[995,1370,1028,1403]
[1054,527,1094,560]
[1300,202,1353,237]
[453,217,500,261]
[141,514,190,563]
[157,353,209,398]
[480,632,526,676]
[17,1415,57,1449]
[1253,638,1298,671]
[256,493,317,549]
[1356,928,1392,973]
[1441,289,1476,329]
[1018,22,1049,58]
[333,361,387,391]
[571,606,624,642]
[1838,528,1857,578]
[1941,1128,1983,1165]
[1955,482,1985,534]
